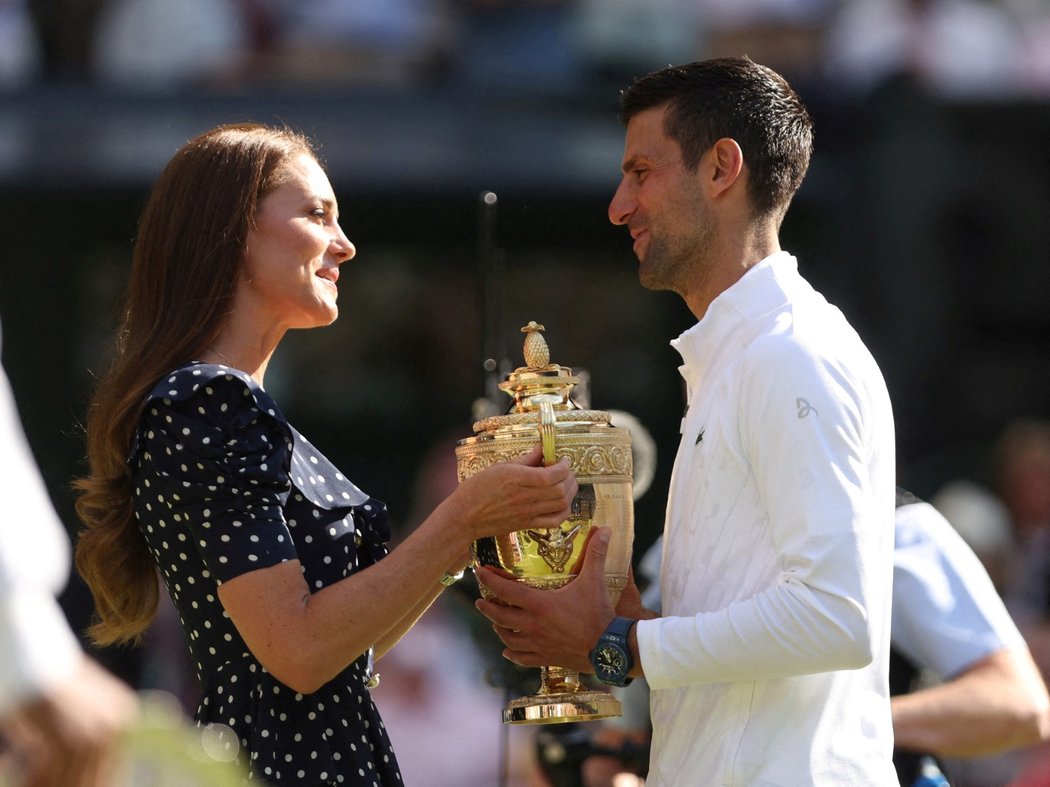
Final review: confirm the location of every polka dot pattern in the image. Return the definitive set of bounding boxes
[132,363,401,785]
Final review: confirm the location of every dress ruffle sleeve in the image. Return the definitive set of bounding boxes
[137,366,299,583]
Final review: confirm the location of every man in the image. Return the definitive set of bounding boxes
[891,491,1050,784]
[476,58,898,785]
[0,327,137,786]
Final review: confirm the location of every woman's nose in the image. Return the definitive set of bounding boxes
[331,225,355,262]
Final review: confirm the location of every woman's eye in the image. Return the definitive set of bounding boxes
[310,208,327,219]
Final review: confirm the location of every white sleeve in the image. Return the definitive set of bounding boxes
[0,359,82,716]
[891,501,1024,679]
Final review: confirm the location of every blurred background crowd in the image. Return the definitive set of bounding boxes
[3,0,1050,96]
[3,0,1050,785]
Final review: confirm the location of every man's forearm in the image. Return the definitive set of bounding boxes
[892,648,1050,757]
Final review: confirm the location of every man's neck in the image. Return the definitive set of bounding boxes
[684,232,781,320]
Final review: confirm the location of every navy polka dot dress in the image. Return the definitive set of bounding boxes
[131,362,402,786]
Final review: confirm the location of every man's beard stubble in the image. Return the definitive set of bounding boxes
[637,214,713,297]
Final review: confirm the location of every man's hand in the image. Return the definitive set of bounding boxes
[475,526,617,673]
[614,562,649,622]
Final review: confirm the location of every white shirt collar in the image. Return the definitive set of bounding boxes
[671,251,797,375]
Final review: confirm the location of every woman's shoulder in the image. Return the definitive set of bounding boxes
[140,364,379,519]
[133,363,293,465]
[146,362,286,424]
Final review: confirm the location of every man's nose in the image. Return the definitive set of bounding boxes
[608,181,634,226]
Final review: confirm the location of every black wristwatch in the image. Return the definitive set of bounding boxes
[589,616,636,687]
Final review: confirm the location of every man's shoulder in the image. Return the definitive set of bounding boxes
[740,291,882,380]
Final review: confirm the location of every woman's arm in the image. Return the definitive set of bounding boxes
[218,447,576,693]
[374,583,444,660]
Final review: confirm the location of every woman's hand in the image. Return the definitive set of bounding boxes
[446,444,578,542]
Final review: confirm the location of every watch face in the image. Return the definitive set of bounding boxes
[594,644,628,681]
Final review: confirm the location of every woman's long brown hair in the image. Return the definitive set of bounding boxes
[73,124,316,646]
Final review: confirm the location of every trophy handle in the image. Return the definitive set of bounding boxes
[535,395,558,466]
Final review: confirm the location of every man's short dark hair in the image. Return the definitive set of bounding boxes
[620,57,814,221]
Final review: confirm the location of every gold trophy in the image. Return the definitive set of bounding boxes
[456,321,634,724]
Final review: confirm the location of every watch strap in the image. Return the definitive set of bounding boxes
[605,616,636,644]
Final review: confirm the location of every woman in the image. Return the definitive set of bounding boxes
[73,123,576,785]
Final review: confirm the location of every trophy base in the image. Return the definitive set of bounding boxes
[502,690,622,725]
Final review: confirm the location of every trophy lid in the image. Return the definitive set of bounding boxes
[497,321,580,411]
[468,321,613,437]
[460,321,632,487]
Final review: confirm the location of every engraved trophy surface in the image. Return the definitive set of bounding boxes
[456,322,635,724]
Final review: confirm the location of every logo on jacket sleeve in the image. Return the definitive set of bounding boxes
[796,398,818,418]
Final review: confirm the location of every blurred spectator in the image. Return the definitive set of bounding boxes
[931,479,1014,592]
[0,0,41,86]
[995,419,1050,630]
[24,0,107,80]
[952,418,1050,787]
[1002,0,1050,93]
[452,0,585,92]
[891,492,1050,786]
[574,0,697,87]
[90,0,457,88]
[253,0,455,86]
[695,0,836,86]
[91,0,248,87]
[824,0,1026,98]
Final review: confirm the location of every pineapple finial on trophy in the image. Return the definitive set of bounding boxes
[521,321,550,369]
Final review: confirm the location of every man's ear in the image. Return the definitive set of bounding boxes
[707,137,744,198]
